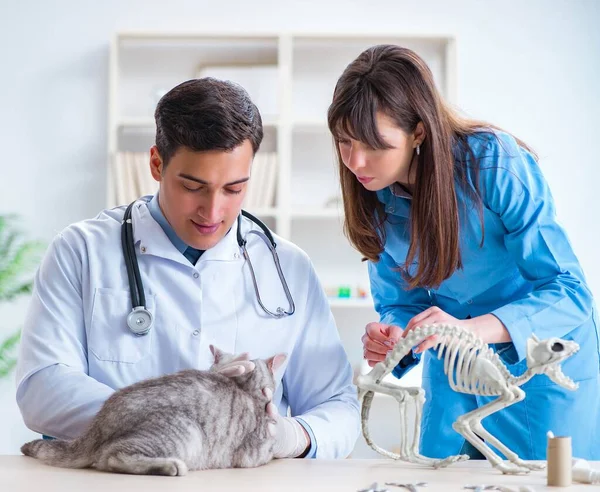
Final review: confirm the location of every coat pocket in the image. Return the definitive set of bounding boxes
[88,288,155,364]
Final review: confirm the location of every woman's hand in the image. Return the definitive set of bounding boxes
[403,309,510,354]
[403,307,463,354]
[361,310,508,366]
[361,322,403,367]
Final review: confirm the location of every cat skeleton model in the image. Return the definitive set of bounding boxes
[356,324,579,475]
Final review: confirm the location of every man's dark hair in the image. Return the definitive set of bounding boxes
[154,78,263,166]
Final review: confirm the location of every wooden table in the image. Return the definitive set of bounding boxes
[1,455,597,491]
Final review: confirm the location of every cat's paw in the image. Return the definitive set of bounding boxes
[165,459,188,477]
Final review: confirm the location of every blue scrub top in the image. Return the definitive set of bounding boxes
[369,130,600,459]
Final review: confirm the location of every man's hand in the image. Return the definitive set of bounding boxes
[212,348,310,457]
[263,387,310,458]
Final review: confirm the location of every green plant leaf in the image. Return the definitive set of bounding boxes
[0,214,44,379]
[0,330,21,379]
[0,241,44,300]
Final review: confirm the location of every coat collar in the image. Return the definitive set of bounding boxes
[131,198,241,265]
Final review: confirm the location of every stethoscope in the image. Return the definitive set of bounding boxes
[122,200,296,336]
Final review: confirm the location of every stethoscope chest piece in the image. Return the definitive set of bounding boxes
[126,306,154,336]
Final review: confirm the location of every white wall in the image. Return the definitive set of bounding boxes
[1,0,599,454]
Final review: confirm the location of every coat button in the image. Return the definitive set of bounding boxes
[192,330,199,336]
[467,299,473,304]
[193,272,199,279]
[140,246,146,253]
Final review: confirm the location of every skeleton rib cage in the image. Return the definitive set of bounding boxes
[408,324,514,395]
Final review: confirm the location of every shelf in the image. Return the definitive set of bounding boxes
[291,208,342,219]
[117,118,155,132]
[292,120,329,133]
[243,207,278,217]
[117,33,279,67]
[259,116,280,128]
[118,31,279,39]
[292,32,454,42]
[117,116,280,130]
[329,298,373,308]
[242,208,345,223]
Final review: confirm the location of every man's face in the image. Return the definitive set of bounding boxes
[150,141,253,250]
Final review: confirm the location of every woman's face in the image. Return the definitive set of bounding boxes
[338,112,422,191]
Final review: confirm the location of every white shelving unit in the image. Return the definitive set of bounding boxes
[107,33,456,416]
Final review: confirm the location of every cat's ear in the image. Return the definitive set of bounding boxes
[266,353,287,374]
[209,345,225,364]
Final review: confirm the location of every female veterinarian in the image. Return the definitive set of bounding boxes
[327,44,600,461]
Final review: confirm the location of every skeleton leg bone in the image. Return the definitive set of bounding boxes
[410,387,469,468]
[452,390,531,474]
[398,393,409,460]
[470,387,544,472]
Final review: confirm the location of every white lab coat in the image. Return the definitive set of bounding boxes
[16,199,360,459]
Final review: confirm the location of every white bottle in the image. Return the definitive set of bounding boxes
[572,458,600,484]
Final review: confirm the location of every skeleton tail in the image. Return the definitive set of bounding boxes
[21,438,94,469]
[359,390,401,459]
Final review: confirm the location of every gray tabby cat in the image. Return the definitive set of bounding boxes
[21,346,286,476]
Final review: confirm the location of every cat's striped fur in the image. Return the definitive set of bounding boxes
[21,347,284,476]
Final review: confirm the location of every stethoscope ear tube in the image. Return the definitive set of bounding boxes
[122,203,140,308]
[239,210,276,247]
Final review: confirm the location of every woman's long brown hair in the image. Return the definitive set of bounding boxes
[327,45,536,289]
